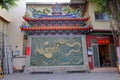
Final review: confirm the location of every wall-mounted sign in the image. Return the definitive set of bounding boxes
[13,51,20,56]
[88,47,93,55]
[97,39,110,45]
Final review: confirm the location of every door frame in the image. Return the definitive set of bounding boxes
[91,39,100,68]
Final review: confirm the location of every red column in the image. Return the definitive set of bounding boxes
[88,55,94,70]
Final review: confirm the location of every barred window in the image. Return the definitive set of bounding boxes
[95,12,109,21]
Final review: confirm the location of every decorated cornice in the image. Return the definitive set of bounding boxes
[20,23,93,35]
[20,25,93,31]
[20,25,93,35]
[23,16,90,21]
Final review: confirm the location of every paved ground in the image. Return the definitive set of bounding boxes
[1,68,120,80]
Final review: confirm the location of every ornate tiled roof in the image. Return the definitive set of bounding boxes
[21,16,92,35]
[20,4,92,35]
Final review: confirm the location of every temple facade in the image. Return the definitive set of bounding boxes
[20,3,92,72]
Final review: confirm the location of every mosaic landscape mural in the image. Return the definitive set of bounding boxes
[30,36,84,66]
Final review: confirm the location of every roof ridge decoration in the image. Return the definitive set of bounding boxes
[25,3,83,18]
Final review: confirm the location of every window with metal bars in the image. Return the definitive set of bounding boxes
[94,11,109,21]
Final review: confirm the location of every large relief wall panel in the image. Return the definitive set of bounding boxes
[30,36,84,66]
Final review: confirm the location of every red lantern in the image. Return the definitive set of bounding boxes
[26,47,30,56]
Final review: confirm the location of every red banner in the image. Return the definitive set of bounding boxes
[98,39,110,45]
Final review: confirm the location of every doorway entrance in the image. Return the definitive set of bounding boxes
[98,45,110,67]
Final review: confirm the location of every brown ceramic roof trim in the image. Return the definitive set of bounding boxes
[23,16,90,21]
[20,26,93,31]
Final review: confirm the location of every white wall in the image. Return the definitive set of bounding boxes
[7,0,26,56]
[0,8,10,35]
[0,19,4,32]
[0,9,12,22]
